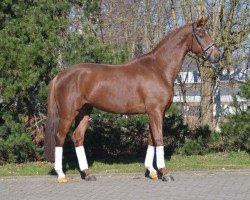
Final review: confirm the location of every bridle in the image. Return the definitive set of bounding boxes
[191,22,216,61]
[191,22,222,74]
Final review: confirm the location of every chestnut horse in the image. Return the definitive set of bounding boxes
[45,17,221,183]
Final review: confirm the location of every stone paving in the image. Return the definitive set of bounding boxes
[1,170,250,200]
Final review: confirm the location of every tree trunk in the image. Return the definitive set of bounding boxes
[199,65,217,129]
[171,0,177,28]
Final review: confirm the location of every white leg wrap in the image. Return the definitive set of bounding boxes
[54,147,65,178]
[156,146,165,169]
[144,145,157,173]
[75,146,88,171]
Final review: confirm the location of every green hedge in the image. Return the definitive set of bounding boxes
[1,102,249,164]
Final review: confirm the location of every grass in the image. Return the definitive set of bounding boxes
[0,151,250,176]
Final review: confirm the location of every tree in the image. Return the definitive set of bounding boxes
[0,0,71,162]
[175,0,250,128]
[101,0,171,58]
[0,0,128,163]
[100,0,250,129]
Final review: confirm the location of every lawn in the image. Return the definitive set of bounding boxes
[0,151,249,176]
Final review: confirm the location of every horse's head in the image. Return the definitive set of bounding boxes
[190,17,221,70]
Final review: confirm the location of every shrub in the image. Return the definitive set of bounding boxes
[0,129,43,164]
[64,103,191,160]
[219,111,250,152]
[83,109,149,159]
[216,78,250,152]
[178,138,206,155]
[163,114,189,156]
[177,125,212,155]
[0,112,43,164]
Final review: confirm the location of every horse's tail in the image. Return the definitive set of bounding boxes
[44,77,59,162]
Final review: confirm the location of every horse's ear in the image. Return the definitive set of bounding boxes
[195,16,209,27]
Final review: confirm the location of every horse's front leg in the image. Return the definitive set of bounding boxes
[147,109,174,182]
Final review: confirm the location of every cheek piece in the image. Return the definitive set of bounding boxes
[191,22,220,70]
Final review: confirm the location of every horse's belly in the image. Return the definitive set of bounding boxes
[87,93,146,114]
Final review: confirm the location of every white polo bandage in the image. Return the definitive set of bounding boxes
[156,146,165,169]
[54,147,65,178]
[75,146,88,171]
[144,145,157,173]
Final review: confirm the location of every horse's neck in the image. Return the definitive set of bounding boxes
[152,25,191,84]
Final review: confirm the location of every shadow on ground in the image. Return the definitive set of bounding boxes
[48,150,173,179]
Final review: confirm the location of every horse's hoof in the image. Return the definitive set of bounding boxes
[149,172,158,180]
[85,174,97,181]
[162,174,174,182]
[57,177,68,183]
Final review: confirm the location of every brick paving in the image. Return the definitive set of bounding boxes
[1,170,250,200]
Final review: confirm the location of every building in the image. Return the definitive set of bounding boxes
[173,60,250,128]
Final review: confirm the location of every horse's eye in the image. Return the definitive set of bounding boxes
[198,29,206,38]
[197,32,204,38]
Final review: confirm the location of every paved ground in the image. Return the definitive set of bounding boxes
[1,170,250,200]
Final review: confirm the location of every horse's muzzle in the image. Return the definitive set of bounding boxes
[209,50,222,72]
[211,62,220,70]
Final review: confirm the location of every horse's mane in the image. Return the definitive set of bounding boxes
[151,23,189,53]
[131,23,190,62]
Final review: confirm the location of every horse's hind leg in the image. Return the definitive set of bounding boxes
[55,118,74,183]
[71,105,96,181]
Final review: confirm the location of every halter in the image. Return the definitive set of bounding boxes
[191,22,216,61]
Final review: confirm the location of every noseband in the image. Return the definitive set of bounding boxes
[192,23,216,60]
